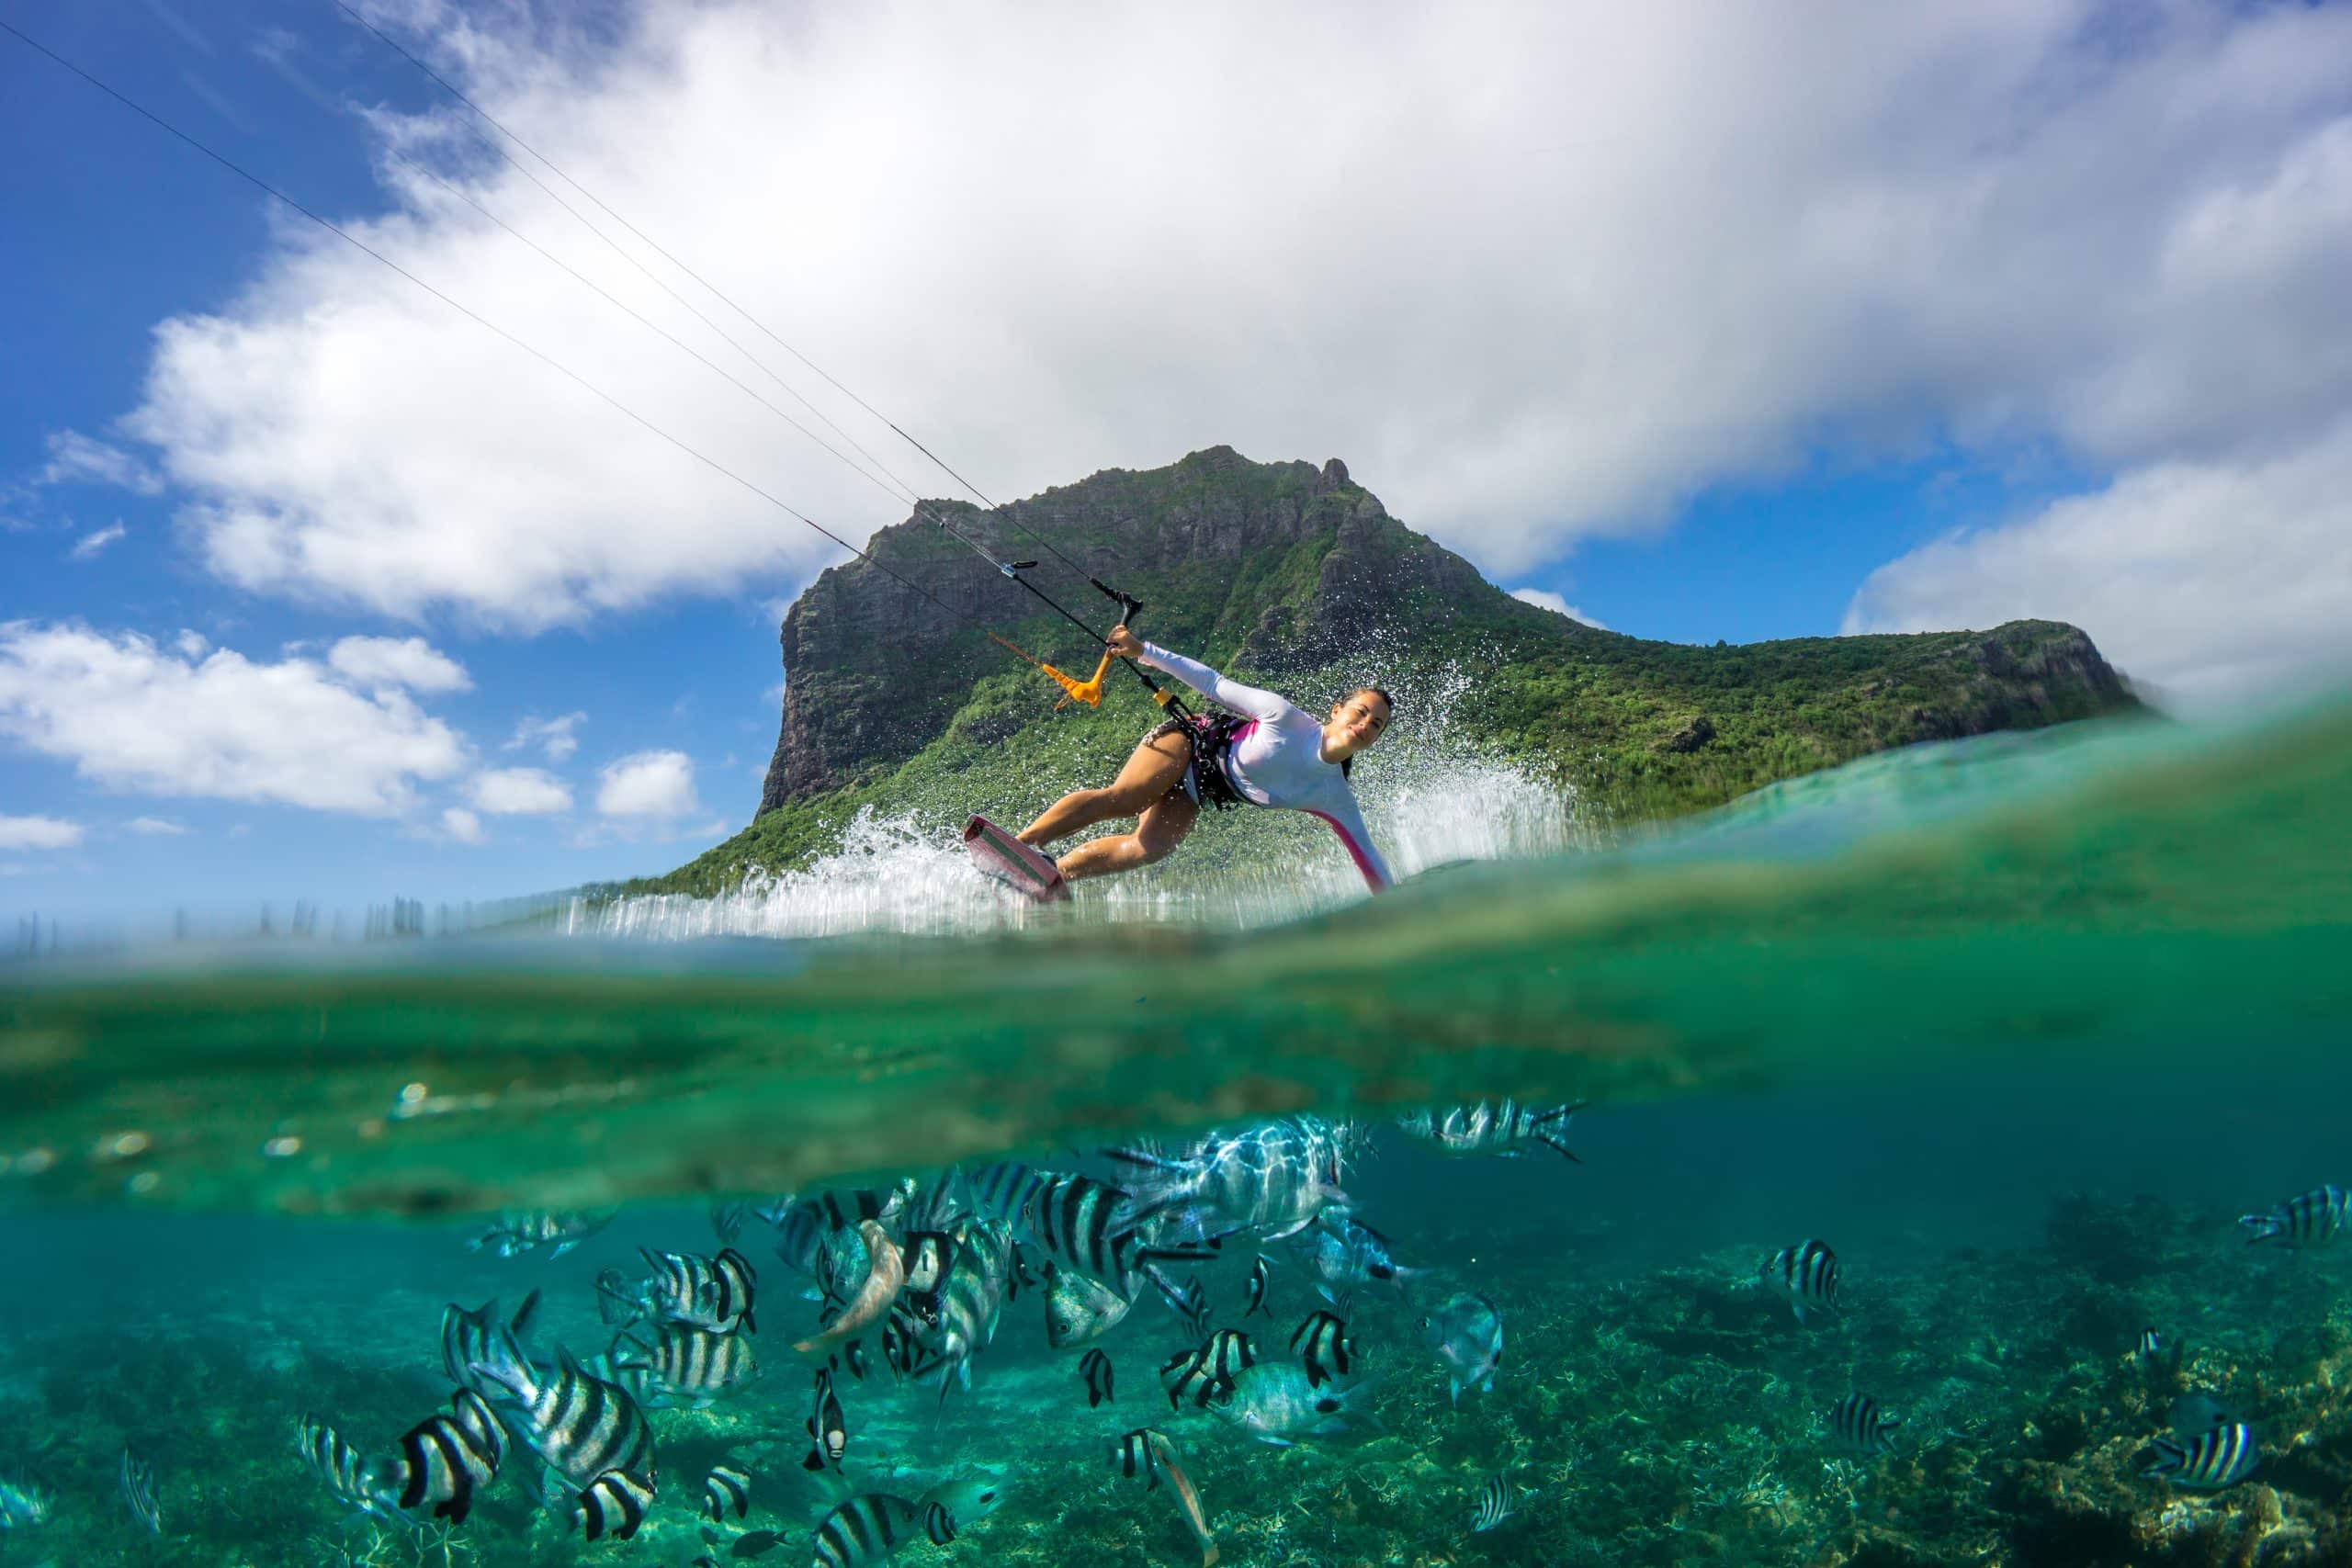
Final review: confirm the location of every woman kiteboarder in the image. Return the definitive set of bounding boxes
[1010,626,1395,890]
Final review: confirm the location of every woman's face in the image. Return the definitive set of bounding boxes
[1326,690,1393,758]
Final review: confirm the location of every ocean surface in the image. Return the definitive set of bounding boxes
[5,694,2351,1566]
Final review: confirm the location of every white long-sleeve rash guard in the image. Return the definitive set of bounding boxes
[1137,642,1395,892]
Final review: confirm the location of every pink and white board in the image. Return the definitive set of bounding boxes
[963,815,1070,903]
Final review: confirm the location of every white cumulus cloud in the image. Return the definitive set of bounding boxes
[126,816,191,836]
[439,806,486,844]
[1846,418,2352,709]
[0,814,84,851]
[104,0,2352,650]
[326,635,473,693]
[596,750,700,819]
[0,623,469,815]
[1509,588,1606,630]
[468,765,573,814]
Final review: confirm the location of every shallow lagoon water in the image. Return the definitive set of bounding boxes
[5,696,2352,1565]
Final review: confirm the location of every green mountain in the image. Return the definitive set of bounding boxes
[643,446,2139,894]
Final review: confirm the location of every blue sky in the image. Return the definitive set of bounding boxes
[5,1,2349,921]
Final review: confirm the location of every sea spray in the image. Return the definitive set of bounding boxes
[576,660,1592,941]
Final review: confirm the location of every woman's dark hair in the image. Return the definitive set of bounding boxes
[1337,686,1395,778]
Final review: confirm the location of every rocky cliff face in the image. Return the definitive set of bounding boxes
[761,447,1561,811]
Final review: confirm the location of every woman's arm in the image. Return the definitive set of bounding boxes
[1111,629,1295,724]
[1305,790,1394,893]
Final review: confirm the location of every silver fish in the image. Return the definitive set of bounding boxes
[466,1209,611,1258]
[1284,1215,1417,1294]
[1419,1292,1503,1404]
[1396,1099,1585,1161]
[1212,1360,1383,1447]
[1044,1259,1132,1348]
[119,1448,163,1534]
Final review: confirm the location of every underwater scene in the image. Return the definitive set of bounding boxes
[6,695,2352,1568]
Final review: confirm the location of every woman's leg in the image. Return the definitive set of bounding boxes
[1017,730,1191,847]
[1057,791,1199,882]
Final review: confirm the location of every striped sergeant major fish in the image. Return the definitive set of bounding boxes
[1245,1255,1272,1318]
[967,1160,1054,1228]
[466,1345,654,1535]
[804,1368,848,1472]
[1828,1393,1900,1455]
[1469,1472,1536,1532]
[704,1463,750,1521]
[607,1323,761,1410]
[440,1290,541,1402]
[910,1220,1016,1382]
[294,1415,399,1524]
[389,1388,505,1525]
[466,1208,612,1259]
[1161,1329,1256,1411]
[625,1247,758,1334]
[1396,1100,1587,1162]
[2140,1422,2260,1488]
[1291,1308,1355,1390]
[812,1492,956,1568]
[1111,1429,1218,1567]
[576,1468,655,1541]
[1023,1172,1216,1303]
[2239,1184,2350,1248]
[1761,1239,1839,1325]
[1171,1275,1213,1343]
[898,1229,961,1301]
[2136,1326,2166,1359]
[1080,1348,1115,1408]
[119,1447,163,1534]
[1106,1116,1360,1244]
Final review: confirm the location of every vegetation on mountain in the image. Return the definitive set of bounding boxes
[639,449,2137,896]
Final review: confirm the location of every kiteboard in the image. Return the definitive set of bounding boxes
[963,815,1070,903]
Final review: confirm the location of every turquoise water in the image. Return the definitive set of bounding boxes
[5,697,2352,1564]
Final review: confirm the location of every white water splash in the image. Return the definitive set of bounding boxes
[575,660,1595,942]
